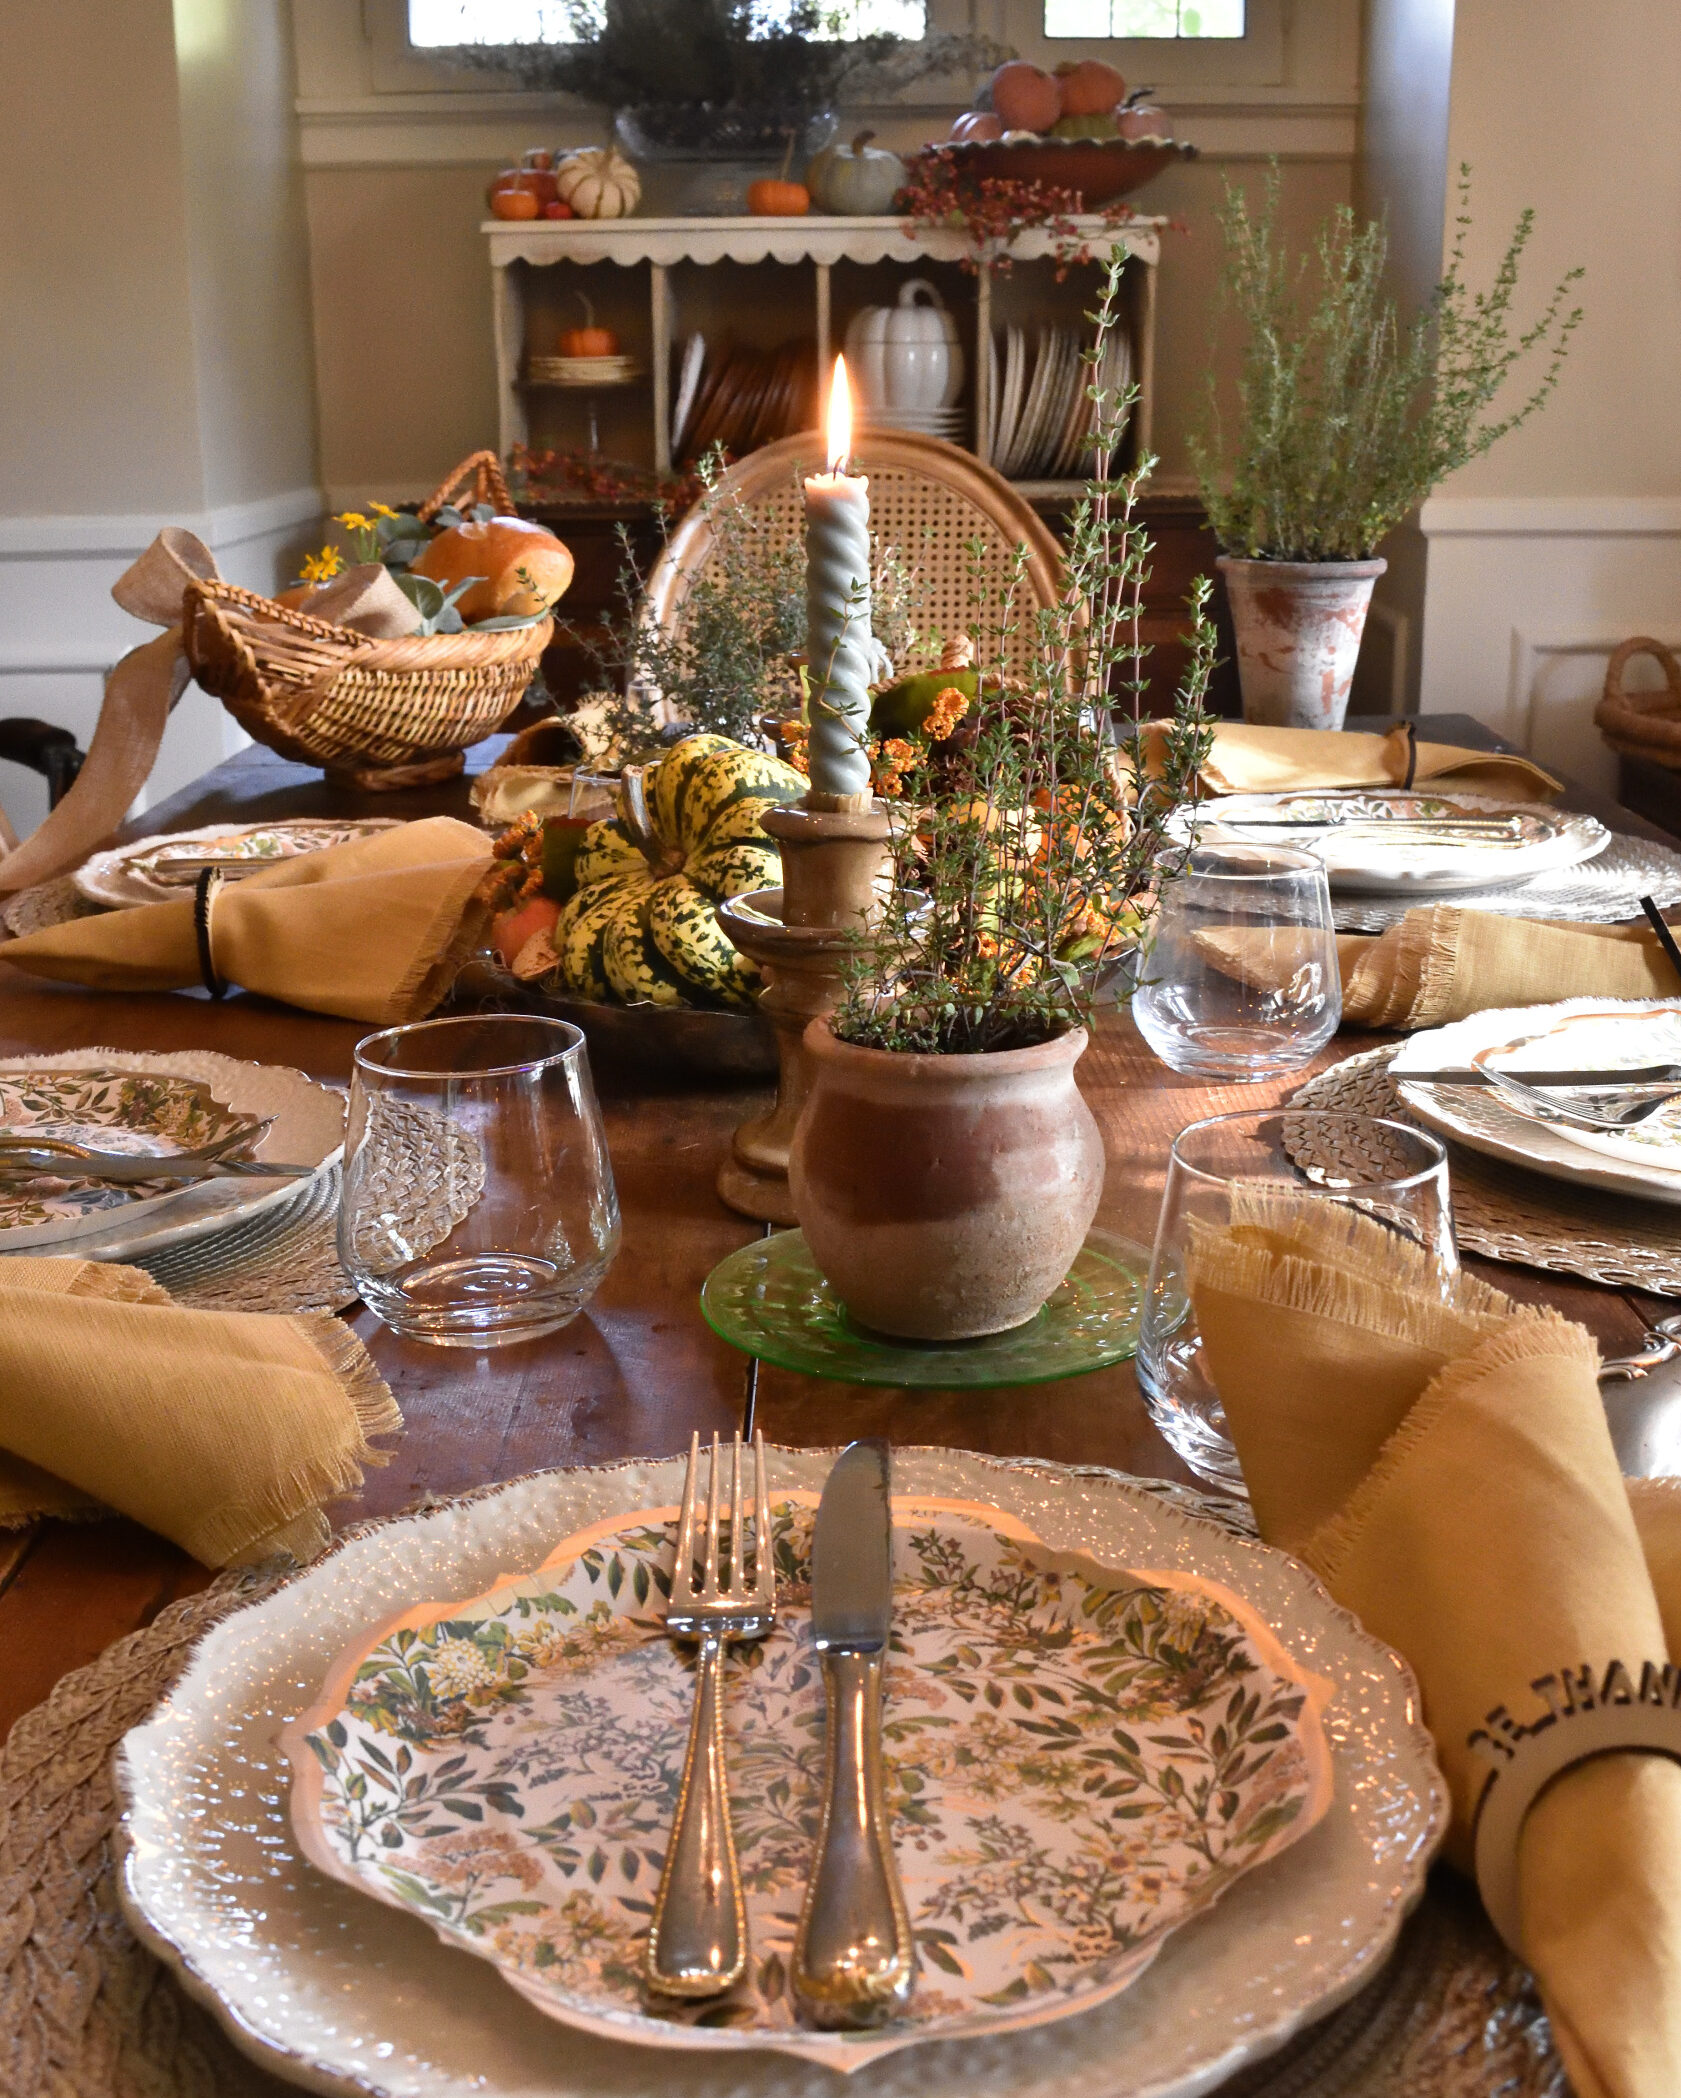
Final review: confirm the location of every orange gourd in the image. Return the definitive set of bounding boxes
[491,189,541,221]
[411,517,575,624]
[746,177,810,216]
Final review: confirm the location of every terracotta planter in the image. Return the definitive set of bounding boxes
[1217,556,1387,732]
[788,1021,1105,1341]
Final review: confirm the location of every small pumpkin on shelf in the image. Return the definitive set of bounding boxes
[746,133,810,218]
[554,146,641,220]
[805,130,907,217]
[558,292,619,357]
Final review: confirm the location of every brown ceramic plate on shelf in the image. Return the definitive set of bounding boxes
[927,136,1195,208]
[681,343,740,459]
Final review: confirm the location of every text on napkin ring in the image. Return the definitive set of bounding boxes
[193,866,228,1000]
[1469,1658,1681,1952]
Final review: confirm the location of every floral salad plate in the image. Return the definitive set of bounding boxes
[0,1048,345,1255]
[117,1450,1448,2098]
[73,818,402,909]
[284,1496,1334,2068]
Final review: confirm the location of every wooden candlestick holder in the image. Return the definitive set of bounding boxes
[715,799,890,1225]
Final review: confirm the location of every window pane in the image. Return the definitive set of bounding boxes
[1044,0,1244,33]
[409,0,926,45]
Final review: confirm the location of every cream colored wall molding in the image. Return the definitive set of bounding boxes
[0,487,325,563]
[1509,626,1681,762]
[1420,494,1681,538]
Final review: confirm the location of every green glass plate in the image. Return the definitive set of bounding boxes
[700,1227,1148,1388]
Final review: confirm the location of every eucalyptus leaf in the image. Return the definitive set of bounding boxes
[470,611,549,631]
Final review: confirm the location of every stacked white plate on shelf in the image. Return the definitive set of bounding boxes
[863,400,967,440]
[987,322,1131,482]
[527,353,644,388]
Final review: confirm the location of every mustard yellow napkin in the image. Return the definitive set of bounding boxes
[1340,906,1679,1030]
[1187,1196,1681,2098]
[2,816,495,1024]
[0,1257,400,1566]
[1139,719,1562,802]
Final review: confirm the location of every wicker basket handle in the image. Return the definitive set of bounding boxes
[1603,637,1681,712]
[420,450,513,522]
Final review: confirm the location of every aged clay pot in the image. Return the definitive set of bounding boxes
[787,1020,1105,1341]
[1217,556,1387,731]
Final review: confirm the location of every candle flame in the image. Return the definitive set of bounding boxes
[825,354,853,474]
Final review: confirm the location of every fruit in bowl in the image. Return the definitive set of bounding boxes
[989,59,1062,134]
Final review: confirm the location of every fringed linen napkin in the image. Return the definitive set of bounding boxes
[1188,1195,1681,2098]
[1137,720,1562,802]
[0,1257,400,1565]
[1339,906,1680,1030]
[2,816,495,1025]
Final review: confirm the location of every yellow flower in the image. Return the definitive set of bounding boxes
[369,501,399,519]
[925,685,970,741]
[296,545,344,586]
[333,510,372,531]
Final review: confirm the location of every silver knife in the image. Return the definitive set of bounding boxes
[791,1439,914,2029]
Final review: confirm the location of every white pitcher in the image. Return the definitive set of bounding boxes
[844,280,965,413]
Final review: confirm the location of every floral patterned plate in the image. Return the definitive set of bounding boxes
[1474,1002,1681,1173]
[74,819,403,908]
[285,1495,1334,2068]
[0,1049,345,1254]
[117,1450,1447,2098]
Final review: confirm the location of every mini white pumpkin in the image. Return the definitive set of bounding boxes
[554,146,642,220]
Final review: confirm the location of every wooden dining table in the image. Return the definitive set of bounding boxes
[0,712,1670,1756]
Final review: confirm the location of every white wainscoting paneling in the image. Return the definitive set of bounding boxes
[1416,495,1681,794]
[0,488,324,841]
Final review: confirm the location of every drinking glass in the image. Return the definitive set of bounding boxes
[1132,842,1340,1078]
[340,1014,620,1348]
[1137,1108,1456,1490]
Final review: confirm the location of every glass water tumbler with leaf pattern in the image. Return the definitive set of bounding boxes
[340,1014,620,1347]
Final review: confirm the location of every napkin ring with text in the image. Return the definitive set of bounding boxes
[1469,1657,1681,1949]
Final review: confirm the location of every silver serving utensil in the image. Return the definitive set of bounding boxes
[1478,1064,1681,1131]
[0,1120,273,1165]
[791,1438,913,2030]
[0,1146,308,1185]
[645,1430,775,1999]
[1599,1317,1681,1476]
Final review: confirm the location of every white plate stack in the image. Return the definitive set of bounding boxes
[987,322,1132,483]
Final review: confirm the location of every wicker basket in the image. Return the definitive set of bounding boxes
[1595,636,1681,770]
[182,452,554,789]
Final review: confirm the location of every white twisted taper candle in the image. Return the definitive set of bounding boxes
[803,489,873,801]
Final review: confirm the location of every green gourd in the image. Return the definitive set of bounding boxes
[805,130,907,217]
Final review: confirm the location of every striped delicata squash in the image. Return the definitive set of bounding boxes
[538,734,806,1008]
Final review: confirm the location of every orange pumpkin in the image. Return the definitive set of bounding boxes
[411,516,575,623]
[746,177,810,216]
[490,189,540,221]
[559,291,617,356]
[1054,58,1128,118]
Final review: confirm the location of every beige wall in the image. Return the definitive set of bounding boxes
[1435,0,1681,501]
[0,0,204,516]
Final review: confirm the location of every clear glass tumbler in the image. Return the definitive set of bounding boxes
[1137,1108,1456,1490]
[1132,841,1340,1079]
[340,1014,620,1348]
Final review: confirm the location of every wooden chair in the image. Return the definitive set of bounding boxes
[642,430,1066,681]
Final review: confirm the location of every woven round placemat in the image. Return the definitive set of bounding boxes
[0,1476,1560,2098]
[1331,830,1681,933]
[0,875,104,941]
[1293,1045,1681,1296]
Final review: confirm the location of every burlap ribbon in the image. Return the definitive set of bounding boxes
[0,534,420,896]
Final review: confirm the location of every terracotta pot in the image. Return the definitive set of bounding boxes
[1217,556,1387,731]
[788,1021,1104,1341]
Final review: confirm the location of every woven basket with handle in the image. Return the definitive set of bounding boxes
[1595,636,1681,770]
[182,452,554,789]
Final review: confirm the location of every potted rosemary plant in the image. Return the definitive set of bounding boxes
[787,251,1216,1343]
[1193,170,1582,730]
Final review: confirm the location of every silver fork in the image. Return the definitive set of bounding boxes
[645,1429,775,1998]
[1479,1065,1681,1132]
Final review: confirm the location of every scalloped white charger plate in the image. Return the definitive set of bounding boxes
[115,1449,1447,2098]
